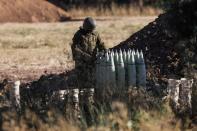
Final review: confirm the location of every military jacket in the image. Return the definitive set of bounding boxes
[71,28,105,64]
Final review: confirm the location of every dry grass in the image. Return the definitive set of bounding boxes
[68,4,163,18]
[1,98,195,131]
[0,78,196,131]
[0,16,156,81]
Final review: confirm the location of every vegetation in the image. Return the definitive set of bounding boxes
[47,0,163,17]
[1,88,195,131]
[0,0,197,131]
[48,0,169,9]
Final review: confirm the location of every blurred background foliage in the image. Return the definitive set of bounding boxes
[47,0,173,10]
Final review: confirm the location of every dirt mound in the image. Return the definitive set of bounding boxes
[113,12,196,84]
[114,13,178,79]
[0,0,70,23]
[26,70,77,94]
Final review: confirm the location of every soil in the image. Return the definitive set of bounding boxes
[0,67,77,95]
[0,0,70,23]
[113,13,182,84]
[0,67,67,83]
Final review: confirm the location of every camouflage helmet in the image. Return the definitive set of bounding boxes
[83,17,96,31]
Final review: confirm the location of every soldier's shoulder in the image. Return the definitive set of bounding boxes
[73,29,84,41]
[92,30,99,36]
[74,29,83,36]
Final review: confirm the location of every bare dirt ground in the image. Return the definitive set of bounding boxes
[0,0,70,23]
[0,16,156,83]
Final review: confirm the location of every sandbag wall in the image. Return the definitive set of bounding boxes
[95,49,146,90]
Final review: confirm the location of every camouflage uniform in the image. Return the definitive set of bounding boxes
[71,26,105,90]
[71,17,105,125]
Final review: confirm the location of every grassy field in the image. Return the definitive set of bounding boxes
[0,16,196,131]
[0,16,156,82]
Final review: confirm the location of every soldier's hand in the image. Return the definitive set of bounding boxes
[83,54,92,63]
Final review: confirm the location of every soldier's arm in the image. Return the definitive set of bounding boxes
[72,32,91,60]
[96,34,106,51]
[75,47,92,58]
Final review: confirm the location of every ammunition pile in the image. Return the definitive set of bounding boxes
[96,49,146,90]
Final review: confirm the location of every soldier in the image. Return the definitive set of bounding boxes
[71,17,105,125]
[71,17,105,91]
